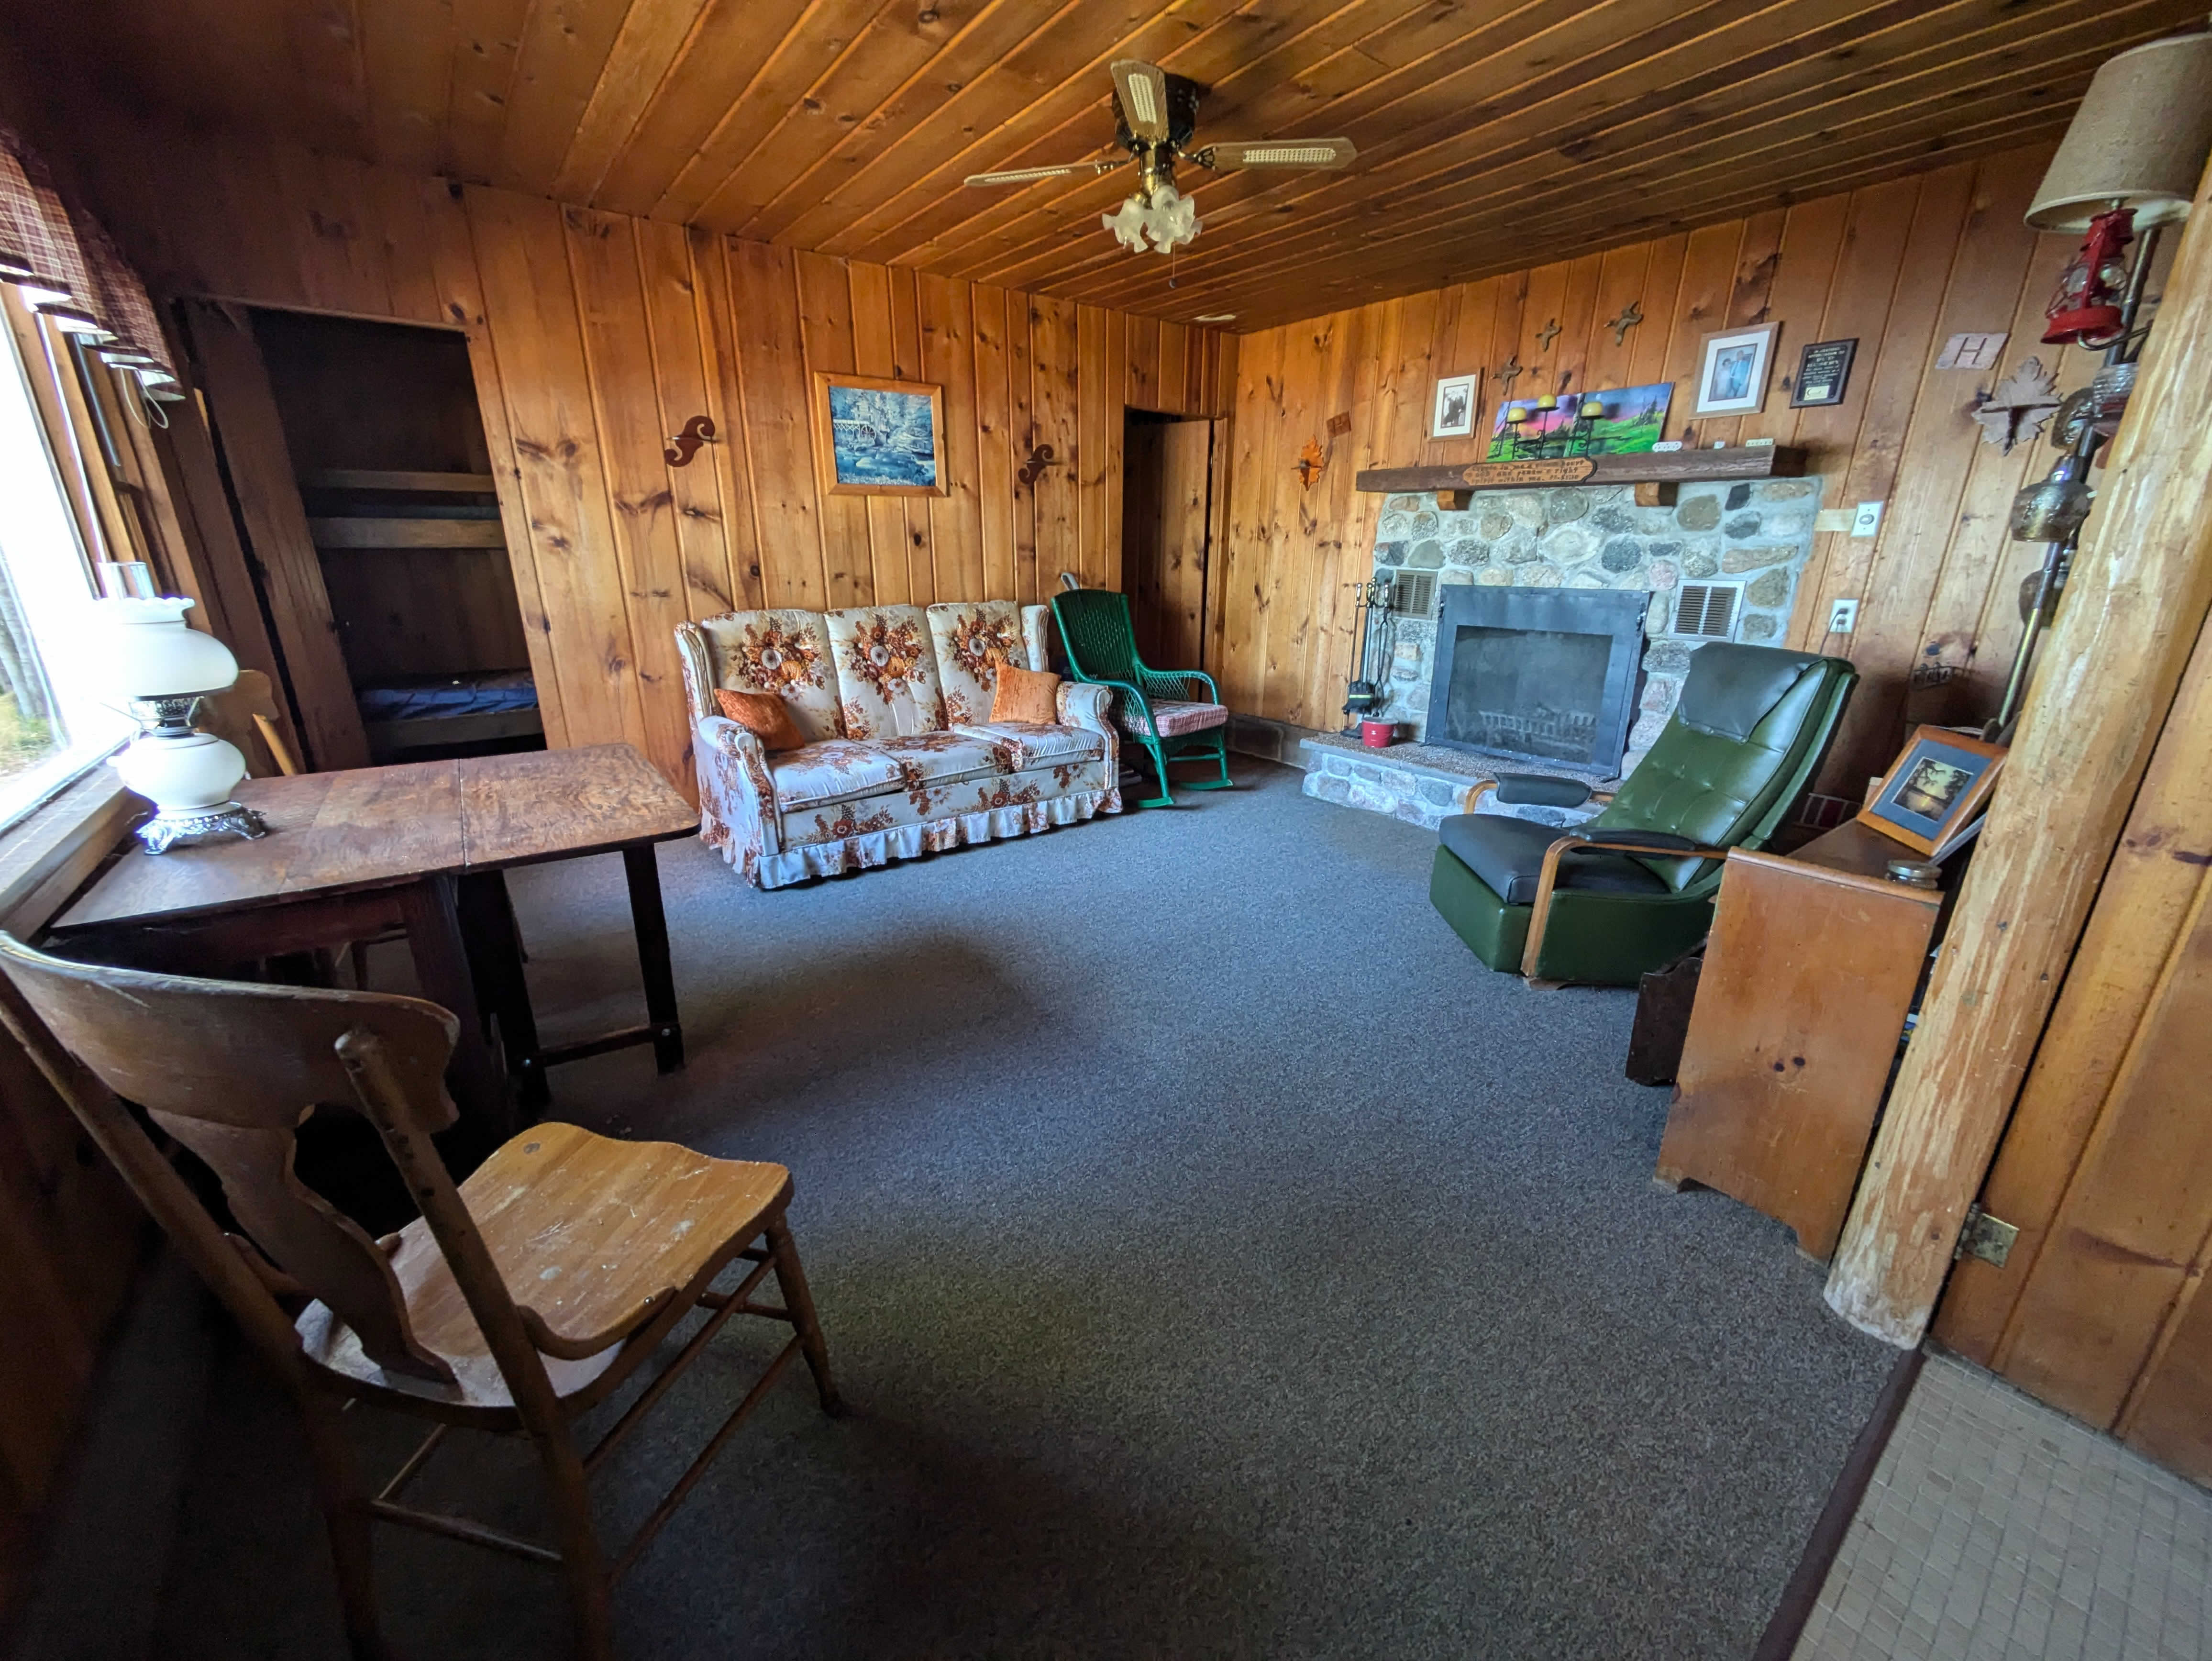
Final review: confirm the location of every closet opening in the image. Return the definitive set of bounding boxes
[186,303,541,770]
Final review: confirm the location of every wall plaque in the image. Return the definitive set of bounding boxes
[1459,458,1596,487]
[1790,338,1858,408]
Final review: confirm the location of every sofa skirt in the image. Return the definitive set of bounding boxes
[752,785,1120,888]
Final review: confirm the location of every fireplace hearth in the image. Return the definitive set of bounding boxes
[1425,587,1648,775]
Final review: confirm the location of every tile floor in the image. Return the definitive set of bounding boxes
[1796,1351,2212,1661]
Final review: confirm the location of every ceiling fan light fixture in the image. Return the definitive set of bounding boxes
[1102,180,1201,255]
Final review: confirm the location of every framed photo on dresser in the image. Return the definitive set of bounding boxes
[1858,725,2007,855]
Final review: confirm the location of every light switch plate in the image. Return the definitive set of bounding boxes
[1851,500,1884,537]
[1828,598,1859,633]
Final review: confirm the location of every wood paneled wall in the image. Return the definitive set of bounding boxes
[1218,144,2112,794]
[74,129,1234,795]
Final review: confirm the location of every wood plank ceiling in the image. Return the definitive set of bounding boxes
[16,0,2204,331]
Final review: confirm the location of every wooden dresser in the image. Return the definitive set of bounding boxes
[1655,820,1943,1262]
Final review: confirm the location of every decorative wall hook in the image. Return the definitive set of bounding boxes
[1534,317,1563,352]
[1496,354,1524,396]
[1017,442,1056,487]
[1607,300,1644,344]
[1296,437,1327,490]
[664,415,716,467]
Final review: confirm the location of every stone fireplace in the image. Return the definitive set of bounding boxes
[1301,475,1824,829]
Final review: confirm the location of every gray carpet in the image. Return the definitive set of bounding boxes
[125,759,1891,1659]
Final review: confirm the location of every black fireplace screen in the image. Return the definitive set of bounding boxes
[1424,587,1648,773]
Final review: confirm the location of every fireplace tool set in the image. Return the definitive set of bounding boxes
[1342,576,1394,742]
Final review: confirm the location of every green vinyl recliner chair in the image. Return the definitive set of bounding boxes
[1429,642,1856,986]
[1051,588,1232,808]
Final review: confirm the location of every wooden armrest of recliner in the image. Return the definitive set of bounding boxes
[1519,833,1733,979]
[1467,779,1618,813]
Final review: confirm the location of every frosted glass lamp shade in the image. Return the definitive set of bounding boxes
[2027,33,2212,232]
[100,596,241,698]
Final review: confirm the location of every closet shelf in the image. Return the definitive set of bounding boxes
[310,518,508,549]
[304,468,497,493]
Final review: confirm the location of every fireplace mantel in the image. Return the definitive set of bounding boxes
[1356,446,1806,510]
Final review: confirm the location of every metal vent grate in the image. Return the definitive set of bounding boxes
[1673,581,1742,640]
[1387,570,1438,618]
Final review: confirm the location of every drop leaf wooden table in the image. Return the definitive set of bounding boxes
[46,744,697,1152]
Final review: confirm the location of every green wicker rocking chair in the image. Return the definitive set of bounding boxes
[1051,589,1231,808]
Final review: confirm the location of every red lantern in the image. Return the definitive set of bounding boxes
[2042,207,2135,347]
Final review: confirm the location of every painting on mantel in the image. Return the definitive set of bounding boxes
[1485,382,1672,460]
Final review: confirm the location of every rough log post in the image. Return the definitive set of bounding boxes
[1825,156,2212,1346]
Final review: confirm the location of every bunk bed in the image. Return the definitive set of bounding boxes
[303,468,543,757]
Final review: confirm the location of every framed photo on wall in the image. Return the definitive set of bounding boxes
[1858,725,2008,855]
[1431,372,1482,438]
[809,372,948,497]
[1692,322,1781,417]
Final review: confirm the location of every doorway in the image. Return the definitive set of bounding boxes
[1121,411,1216,670]
[179,302,541,771]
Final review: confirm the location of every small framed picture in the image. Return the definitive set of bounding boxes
[809,372,948,497]
[1858,725,2007,855]
[1790,338,1858,408]
[1692,321,1781,417]
[1431,372,1481,438]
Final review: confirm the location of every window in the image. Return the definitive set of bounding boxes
[0,305,132,827]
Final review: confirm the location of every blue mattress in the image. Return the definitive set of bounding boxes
[357,671,538,722]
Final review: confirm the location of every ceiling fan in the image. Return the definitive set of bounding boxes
[962,59,1356,255]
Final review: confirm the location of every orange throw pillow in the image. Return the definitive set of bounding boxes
[991,663,1061,725]
[712,687,803,751]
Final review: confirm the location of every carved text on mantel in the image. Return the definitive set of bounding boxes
[1461,459,1597,487]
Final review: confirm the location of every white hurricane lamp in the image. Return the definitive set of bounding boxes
[96,562,268,853]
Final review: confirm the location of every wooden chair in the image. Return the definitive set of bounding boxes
[200,667,301,778]
[0,934,839,1661]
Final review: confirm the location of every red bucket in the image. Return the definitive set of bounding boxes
[1359,719,1397,749]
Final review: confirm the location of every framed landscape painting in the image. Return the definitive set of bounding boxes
[810,372,948,497]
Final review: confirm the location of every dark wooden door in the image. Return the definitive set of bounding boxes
[1122,413,1213,669]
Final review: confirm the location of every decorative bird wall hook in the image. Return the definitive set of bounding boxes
[665,415,716,467]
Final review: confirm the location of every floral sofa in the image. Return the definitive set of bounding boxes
[674,600,1121,887]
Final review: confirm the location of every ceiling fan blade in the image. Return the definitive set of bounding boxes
[1196,137,1357,170]
[1110,58,1172,143]
[964,159,1125,188]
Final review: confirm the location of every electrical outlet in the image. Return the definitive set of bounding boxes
[1828,598,1859,634]
[1851,500,1884,538]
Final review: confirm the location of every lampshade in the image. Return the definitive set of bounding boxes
[2026,32,2212,232]
[99,595,241,698]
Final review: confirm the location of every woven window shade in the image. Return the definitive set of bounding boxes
[0,122,177,389]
